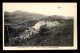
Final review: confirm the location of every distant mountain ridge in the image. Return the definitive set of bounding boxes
[4,10,73,24]
[4,10,47,24]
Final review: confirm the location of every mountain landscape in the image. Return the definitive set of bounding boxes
[4,10,73,46]
[4,10,47,24]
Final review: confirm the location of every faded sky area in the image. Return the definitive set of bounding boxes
[3,3,77,18]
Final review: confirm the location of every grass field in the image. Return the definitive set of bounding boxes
[5,17,73,46]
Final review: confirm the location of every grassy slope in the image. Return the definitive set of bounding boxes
[7,16,73,46]
[22,19,73,46]
[10,18,73,46]
[4,11,47,24]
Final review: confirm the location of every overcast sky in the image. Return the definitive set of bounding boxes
[3,3,77,18]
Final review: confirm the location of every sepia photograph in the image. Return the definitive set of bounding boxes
[3,3,77,50]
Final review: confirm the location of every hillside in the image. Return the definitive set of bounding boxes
[25,19,73,46]
[5,15,74,46]
[4,10,47,24]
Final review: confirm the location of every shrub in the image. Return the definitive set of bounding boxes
[39,25,49,35]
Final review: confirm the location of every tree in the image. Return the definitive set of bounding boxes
[39,25,49,35]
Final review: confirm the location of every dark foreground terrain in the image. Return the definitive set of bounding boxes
[5,17,73,46]
[4,11,73,46]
